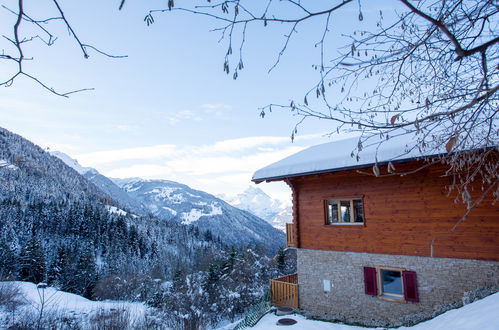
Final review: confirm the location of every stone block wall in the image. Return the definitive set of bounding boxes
[297,249,499,327]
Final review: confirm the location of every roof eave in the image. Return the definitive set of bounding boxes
[251,152,445,183]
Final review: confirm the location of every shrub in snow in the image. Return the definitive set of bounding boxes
[91,307,131,330]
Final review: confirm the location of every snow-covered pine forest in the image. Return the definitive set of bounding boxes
[0,127,294,329]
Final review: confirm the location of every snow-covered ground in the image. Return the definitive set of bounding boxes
[0,159,18,170]
[105,205,128,216]
[249,292,499,330]
[0,282,147,328]
[3,282,497,329]
[181,203,223,225]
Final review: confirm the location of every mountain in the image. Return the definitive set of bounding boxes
[0,126,231,290]
[51,151,146,215]
[50,152,284,252]
[114,179,285,252]
[49,151,93,175]
[270,206,293,231]
[0,129,110,207]
[221,186,292,231]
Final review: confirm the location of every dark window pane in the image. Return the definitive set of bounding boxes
[326,201,338,224]
[353,199,364,223]
[340,200,351,222]
[381,269,402,295]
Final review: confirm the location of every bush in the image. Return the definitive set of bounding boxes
[0,282,25,310]
[90,308,131,330]
[92,274,158,302]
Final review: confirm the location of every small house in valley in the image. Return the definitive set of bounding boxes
[252,136,498,327]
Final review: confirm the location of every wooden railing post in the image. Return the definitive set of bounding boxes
[269,273,299,308]
[286,223,296,248]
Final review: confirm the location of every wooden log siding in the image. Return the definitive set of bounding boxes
[288,161,499,261]
[285,223,296,247]
[270,273,298,308]
[285,179,301,248]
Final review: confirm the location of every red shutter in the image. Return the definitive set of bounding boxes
[403,270,419,302]
[363,267,377,296]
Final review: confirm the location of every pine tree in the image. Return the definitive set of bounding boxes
[204,230,213,242]
[276,247,286,273]
[47,246,68,287]
[73,244,97,298]
[0,241,17,279]
[18,236,46,283]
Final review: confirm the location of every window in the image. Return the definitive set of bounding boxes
[363,266,419,302]
[325,198,364,225]
[380,269,403,298]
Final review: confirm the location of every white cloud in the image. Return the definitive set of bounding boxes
[105,164,173,178]
[201,103,232,116]
[68,133,331,201]
[76,144,177,166]
[75,133,324,171]
[167,110,202,126]
[199,136,289,154]
[194,133,326,154]
[166,146,305,176]
[214,172,253,185]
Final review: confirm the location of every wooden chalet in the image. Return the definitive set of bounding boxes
[253,136,498,327]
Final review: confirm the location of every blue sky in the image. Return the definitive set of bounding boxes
[0,0,386,200]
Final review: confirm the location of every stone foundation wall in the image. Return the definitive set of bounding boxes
[297,249,499,327]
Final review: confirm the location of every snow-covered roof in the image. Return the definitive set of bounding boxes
[252,135,445,183]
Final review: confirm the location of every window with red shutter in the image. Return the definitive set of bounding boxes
[402,270,419,302]
[363,266,377,296]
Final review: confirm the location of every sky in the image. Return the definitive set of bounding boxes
[0,0,387,201]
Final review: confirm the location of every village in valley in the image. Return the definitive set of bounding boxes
[0,1,497,329]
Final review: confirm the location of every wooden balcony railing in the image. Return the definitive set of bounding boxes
[270,273,298,308]
[285,223,296,248]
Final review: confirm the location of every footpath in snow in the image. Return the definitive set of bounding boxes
[249,292,499,330]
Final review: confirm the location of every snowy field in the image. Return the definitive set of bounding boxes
[248,292,499,330]
[0,281,147,328]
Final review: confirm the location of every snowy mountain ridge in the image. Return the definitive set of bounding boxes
[50,151,94,175]
[51,152,147,215]
[51,151,284,251]
[115,178,284,251]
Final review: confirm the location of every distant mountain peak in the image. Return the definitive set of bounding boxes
[221,186,291,231]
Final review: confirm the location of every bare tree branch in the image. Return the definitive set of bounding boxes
[1,0,127,96]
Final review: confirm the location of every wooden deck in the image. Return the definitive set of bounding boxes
[270,273,298,308]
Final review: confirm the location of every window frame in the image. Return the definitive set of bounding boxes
[376,266,406,303]
[324,197,365,226]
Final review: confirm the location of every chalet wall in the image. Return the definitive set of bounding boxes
[290,162,499,260]
[297,248,499,327]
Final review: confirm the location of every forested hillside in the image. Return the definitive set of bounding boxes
[0,127,294,328]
